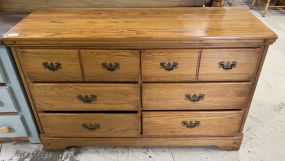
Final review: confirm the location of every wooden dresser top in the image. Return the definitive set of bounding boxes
[3,8,277,45]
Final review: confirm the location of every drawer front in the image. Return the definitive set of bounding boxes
[18,49,82,82]
[40,113,141,137]
[81,50,140,82]
[0,87,17,112]
[30,84,140,111]
[142,50,199,81]
[0,115,27,138]
[199,48,260,81]
[143,111,242,136]
[143,83,251,110]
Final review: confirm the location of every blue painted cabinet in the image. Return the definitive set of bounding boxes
[0,46,40,143]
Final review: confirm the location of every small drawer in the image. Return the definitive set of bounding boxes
[142,50,199,81]
[0,115,27,138]
[18,49,82,82]
[199,48,260,81]
[143,111,242,136]
[40,113,141,137]
[81,50,140,82]
[0,87,17,112]
[30,83,140,111]
[143,83,251,110]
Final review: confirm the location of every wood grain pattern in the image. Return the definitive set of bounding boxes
[81,50,140,82]
[40,113,141,137]
[30,83,140,111]
[142,50,199,81]
[41,135,242,151]
[2,8,277,46]
[199,48,261,81]
[143,111,243,136]
[143,83,251,110]
[18,49,82,82]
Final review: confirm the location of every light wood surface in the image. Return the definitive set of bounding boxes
[40,113,141,137]
[81,50,140,82]
[143,83,251,110]
[18,49,82,82]
[143,111,243,136]
[199,48,261,81]
[30,83,140,111]
[41,135,242,151]
[2,8,277,46]
[142,50,199,81]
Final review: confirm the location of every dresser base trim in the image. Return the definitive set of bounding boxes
[41,135,242,151]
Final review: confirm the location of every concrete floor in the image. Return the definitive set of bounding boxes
[1,2,285,161]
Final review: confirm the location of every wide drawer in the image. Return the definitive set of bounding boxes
[40,113,141,137]
[30,84,140,111]
[0,87,18,112]
[0,115,27,138]
[199,48,260,81]
[143,111,242,136]
[142,50,199,81]
[18,49,82,82]
[81,50,140,82]
[143,83,251,110]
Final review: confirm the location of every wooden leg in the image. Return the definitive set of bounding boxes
[250,0,258,9]
[263,0,271,17]
[218,141,241,151]
[231,0,235,6]
[42,140,67,151]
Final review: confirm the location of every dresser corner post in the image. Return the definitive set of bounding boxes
[217,136,243,151]
[9,47,44,134]
[41,138,67,151]
[239,43,270,133]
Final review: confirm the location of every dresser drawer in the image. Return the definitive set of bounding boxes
[199,48,260,81]
[142,50,199,81]
[81,50,140,82]
[0,87,18,112]
[40,113,140,137]
[0,115,27,138]
[143,111,242,136]
[18,49,82,82]
[30,84,140,111]
[143,83,251,110]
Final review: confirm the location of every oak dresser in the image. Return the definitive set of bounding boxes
[3,8,277,150]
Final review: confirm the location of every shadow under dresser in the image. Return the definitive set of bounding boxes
[2,8,277,150]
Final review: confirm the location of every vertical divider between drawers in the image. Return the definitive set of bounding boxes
[78,50,85,81]
[196,49,202,80]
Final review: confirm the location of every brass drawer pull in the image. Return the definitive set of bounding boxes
[160,62,178,71]
[218,61,237,70]
[77,95,97,104]
[81,123,100,131]
[101,62,120,72]
[185,94,205,102]
[42,62,61,72]
[0,126,13,133]
[182,121,200,128]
